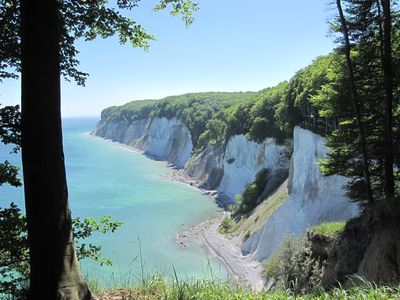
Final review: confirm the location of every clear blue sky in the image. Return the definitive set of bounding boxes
[1,0,336,117]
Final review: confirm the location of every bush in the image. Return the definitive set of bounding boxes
[244,230,251,240]
[219,216,234,234]
[237,169,269,215]
[262,234,324,295]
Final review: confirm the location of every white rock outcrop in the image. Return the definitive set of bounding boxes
[182,145,225,190]
[241,126,359,261]
[94,117,193,168]
[219,135,291,200]
[180,135,292,207]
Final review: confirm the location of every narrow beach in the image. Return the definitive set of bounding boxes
[171,170,265,292]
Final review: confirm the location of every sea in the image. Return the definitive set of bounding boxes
[0,117,227,286]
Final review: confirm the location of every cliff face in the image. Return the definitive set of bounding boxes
[219,135,291,200]
[183,135,292,202]
[94,117,193,168]
[94,119,358,263]
[95,117,292,203]
[241,127,359,261]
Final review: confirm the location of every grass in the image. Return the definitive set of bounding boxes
[91,276,400,299]
[224,187,288,240]
[311,221,345,237]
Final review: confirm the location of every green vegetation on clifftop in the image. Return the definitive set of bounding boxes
[100,53,349,150]
[311,222,345,238]
[101,92,254,147]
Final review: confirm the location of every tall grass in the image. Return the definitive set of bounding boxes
[311,222,345,237]
[93,276,400,300]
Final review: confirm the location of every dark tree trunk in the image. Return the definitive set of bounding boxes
[336,0,374,203]
[380,0,395,200]
[20,1,92,299]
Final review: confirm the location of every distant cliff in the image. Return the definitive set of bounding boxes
[94,117,192,168]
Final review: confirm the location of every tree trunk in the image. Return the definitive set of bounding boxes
[336,0,374,203]
[20,1,92,299]
[380,0,395,200]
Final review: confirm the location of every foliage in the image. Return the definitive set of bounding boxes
[102,92,254,147]
[311,222,345,238]
[197,82,290,148]
[154,0,198,27]
[0,105,21,188]
[237,169,269,215]
[100,52,350,152]
[93,275,400,299]
[244,229,251,240]
[72,216,123,266]
[319,0,400,205]
[262,234,324,295]
[0,203,28,298]
[0,105,21,151]
[0,0,198,85]
[219,215,234,234]
[196,53,347,148]
[0,203,123,297]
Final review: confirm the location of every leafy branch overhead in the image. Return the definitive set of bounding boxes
[0,0,198,85]
[154,0,199,27]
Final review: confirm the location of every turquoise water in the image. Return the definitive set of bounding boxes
[0,118,226,286]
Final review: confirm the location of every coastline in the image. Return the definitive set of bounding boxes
[174,212,265,292]
[168,163,265,291]
[91,133,265,291]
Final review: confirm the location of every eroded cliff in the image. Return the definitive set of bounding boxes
[241,127,359,261]
[94,117,193,168]
[94,118,358,265]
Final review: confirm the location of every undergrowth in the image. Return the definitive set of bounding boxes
[92,276,400,300]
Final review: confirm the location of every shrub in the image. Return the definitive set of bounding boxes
[227,204,238,213]
[262,234,324,295]
[219,216,234,234]
[237,169,269,215]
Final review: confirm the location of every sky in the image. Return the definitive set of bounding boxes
[1,0,337,117]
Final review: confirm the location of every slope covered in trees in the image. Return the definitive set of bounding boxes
[100,53,348,148]
[101,92,254,147]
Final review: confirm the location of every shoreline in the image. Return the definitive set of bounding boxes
[91,133,265,291]
[175,213,265,292]
[167,162,265,291]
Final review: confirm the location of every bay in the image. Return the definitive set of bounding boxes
[0,118,226,287]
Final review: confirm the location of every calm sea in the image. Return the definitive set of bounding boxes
[0,118,226,286]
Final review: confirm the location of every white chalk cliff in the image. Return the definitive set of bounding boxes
[219,135,291,200]
[241,126,359,261]
[94,118,358,263]
[182,135,292,203]
[94,117,193,168]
